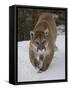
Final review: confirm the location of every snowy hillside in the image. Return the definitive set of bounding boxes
[18,28,65,82]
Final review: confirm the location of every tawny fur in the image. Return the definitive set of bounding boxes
[29,13,57,72]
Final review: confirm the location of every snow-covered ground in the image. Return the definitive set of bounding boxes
[18,30,65,82]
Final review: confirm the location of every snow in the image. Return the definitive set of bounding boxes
[57,24,65,35]
[18,32,65,82]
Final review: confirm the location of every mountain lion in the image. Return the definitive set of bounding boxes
[29,13,57,72]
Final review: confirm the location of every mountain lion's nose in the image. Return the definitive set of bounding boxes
[40,55,43,60]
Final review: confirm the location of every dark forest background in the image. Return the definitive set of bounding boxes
[18,8,65,41]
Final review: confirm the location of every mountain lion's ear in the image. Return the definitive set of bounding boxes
[44,29,49,38]
[30,31,34,40]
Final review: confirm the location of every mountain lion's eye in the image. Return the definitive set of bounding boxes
[45,32,48,37]
[44,30,49,38]
[36,41,39,45]
[46,32,48,35]
[42,40,46,44]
